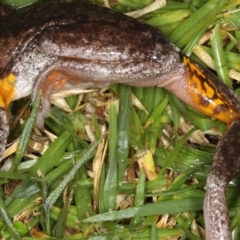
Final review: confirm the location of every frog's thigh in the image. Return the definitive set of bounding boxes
[38,23,150,62]
[38,24,119,61]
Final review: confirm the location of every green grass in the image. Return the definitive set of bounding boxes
[1,0,240,239]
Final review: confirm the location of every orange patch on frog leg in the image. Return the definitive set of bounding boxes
[42,71,68,95]
[183,56,240,124]
[0,74,16,110]
[203,81,215,99]
[34,70,70,129]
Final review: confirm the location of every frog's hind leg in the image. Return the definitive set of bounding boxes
[204,118,240,240]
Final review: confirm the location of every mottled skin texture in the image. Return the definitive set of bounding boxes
[204,119,240,240]
[0,107,8,163]
[1,1,240,239]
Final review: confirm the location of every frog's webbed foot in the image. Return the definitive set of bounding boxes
[204,118,240,240]
[0,108,9,161]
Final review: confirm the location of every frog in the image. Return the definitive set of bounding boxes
[1,1,240,239]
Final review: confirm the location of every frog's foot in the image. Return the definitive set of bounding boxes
[0,108,9,161]
[204,118,240,240]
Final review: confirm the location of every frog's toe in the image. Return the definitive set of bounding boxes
[204,118,240,240]
[0,107,9,161]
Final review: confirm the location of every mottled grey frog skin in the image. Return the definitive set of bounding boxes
[204,118,240,240]
[1,1,240,239]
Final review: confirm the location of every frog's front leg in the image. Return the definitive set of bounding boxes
[204,118,240,240]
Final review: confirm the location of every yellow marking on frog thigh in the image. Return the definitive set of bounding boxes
[183,56,240,123]
[184,57,223,113]
[203,82,215,99]
[0,73,16,109]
